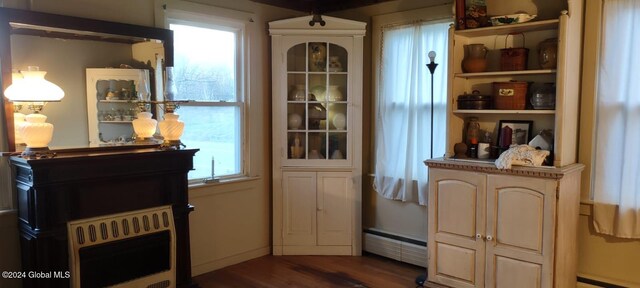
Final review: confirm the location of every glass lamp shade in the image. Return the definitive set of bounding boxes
[132,112,157,139]
[4,68,64,102]
[158,113,184,141]
[19,113,53,148]
[14,112,26,145]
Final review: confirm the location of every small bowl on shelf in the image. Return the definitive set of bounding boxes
[490,14,537,26]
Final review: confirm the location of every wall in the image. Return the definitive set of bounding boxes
[2,0,639,286]
[576,0,640,286]
[0,0,296,286]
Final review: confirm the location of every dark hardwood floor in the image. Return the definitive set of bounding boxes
[194,253,426,288]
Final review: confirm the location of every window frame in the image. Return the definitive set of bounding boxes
[579,0,605,200]
[159,1,252,183]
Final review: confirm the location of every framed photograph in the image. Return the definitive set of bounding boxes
[497,120,533,147]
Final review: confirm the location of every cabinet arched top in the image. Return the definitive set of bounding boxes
[269,15,366,36]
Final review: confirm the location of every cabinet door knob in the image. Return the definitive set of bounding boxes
[486,235,493,241]
[476,233,483,239]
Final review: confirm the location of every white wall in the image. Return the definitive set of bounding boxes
[0,0,298,284]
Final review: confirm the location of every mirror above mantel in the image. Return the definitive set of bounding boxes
[0,7,174,151]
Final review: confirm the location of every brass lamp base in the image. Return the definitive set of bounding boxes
[160,140,185,150]
[20,147,56,159]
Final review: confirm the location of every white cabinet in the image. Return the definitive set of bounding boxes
[280,171,352,254]
[446,1,583,167]
[426,161,583,288]
[86,68,150,146]
[270,15,365,256]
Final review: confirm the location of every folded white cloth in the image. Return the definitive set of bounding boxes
[495,144,550,169]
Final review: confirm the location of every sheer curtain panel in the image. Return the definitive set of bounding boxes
[374,21,449,205]
[593,0,640,239]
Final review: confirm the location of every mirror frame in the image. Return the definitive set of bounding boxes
[0,7,174,151]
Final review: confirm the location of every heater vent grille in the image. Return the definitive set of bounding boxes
[68,206,176,288]
[70,208,174,247]
[148,280,171,288]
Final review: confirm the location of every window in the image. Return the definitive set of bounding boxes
[591,0,640,238]
[166,12,247,181]
[373,20,450,205]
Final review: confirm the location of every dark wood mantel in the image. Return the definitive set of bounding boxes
[10,146,198,288]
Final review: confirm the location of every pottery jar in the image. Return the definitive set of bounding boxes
[461,44,488,73]
[537,38,558,69]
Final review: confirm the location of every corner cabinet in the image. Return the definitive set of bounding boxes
[425,160,584,288]
[269,16,365,255]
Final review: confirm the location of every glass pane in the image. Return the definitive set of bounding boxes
[328,103,347,130]
[328,74,347,102]
[308,42,327,72]
[308,132,326,159]
[178,106,242,179]
[288,132,306,159]
[328,132,347,160]
[170,24,237,102]
[287,43,307,72]
[287,74,306,101]
[287,103,306,130]
[328,44,348,72]
[308,102,327,130]
[309,74,326,101]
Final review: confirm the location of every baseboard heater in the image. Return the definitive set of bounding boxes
[577,276,629,288]
[362,229,427,268]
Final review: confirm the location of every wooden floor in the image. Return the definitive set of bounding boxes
[194,254,425,288]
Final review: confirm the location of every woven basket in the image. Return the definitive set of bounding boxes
[493,81,529,110]
[500,33,529,71]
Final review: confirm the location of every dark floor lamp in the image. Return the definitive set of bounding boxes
[416,50,438,288]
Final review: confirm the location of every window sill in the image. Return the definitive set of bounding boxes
[188,175,261,189]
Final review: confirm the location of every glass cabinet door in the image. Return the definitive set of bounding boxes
[286,42,349,161]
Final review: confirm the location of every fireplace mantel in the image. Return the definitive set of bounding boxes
[10,146,199,288]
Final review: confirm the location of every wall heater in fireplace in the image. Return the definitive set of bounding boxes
[67,206,176,288]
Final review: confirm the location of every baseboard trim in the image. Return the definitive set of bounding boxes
[577,276,628,288]
[191,246,271,276]
[363,228,426,247]
[363,229,427,267]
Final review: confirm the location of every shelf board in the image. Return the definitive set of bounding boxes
[99,120,133,123]
[455,69,557,78]
[454,19,560,37]
[453,109,555,115]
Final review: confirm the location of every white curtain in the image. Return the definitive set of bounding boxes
[374,21,449,205]
[593,0,640,238]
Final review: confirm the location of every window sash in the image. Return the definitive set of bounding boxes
[165,7,249,182]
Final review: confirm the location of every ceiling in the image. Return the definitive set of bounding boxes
[250,0,395,14]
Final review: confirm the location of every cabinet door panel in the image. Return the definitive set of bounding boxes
[495,187,544,252]
[428,169,486,288]
[317,172,352,246]
[282,172,317,246]
[437,180,478,238]
[486,175,556,288]
[494,256,542,288]
[436,242,478,284]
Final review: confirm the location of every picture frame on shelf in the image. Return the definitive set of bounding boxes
[497,120,533,147]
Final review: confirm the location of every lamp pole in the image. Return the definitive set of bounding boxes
[417,51,438,287]
[426,51,438,159]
